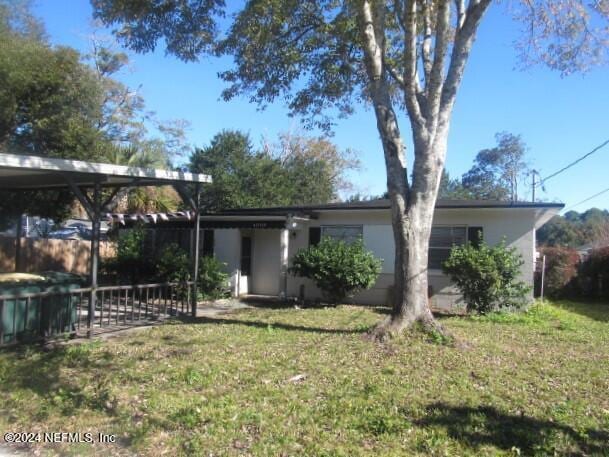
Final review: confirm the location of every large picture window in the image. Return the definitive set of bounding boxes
[321,225,363,244]
[428,226,467,270]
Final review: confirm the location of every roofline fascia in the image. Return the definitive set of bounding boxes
[0,152,211,184]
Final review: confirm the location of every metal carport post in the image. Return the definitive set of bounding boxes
[173,182,202,318]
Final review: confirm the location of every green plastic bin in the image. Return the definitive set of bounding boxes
[0,272,84,344]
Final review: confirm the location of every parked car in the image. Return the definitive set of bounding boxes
[47,227,81,240]
[48,223,108,241]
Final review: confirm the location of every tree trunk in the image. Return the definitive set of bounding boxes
[371,128,450,341]
[357,0,486,340]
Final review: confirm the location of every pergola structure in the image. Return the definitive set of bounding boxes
[0,152,211,325]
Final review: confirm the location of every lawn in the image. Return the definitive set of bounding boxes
[1,301,608,456]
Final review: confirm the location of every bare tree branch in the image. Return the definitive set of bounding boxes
[440,0,492,125]
[360,0,410,202]
[386,61,406,88]
[422,0,433,84]
[403,0,427,133]
[426,0,452,130]
[455,0,466,29]
[361,1,383,81]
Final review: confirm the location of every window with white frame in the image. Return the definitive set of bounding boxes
[321,225,363,244]
[428,226,467,270]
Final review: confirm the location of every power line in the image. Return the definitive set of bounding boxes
[538,138,609,188]
[563,185,609,211]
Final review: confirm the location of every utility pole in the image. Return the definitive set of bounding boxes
[531,170,540,203]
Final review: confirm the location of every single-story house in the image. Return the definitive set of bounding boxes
[112,199,562,311]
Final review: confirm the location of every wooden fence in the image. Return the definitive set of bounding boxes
[0,237,116,274]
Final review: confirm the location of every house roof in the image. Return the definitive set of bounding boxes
[211,198,565,216]
[0,152,211,190]
[108,198,563,229]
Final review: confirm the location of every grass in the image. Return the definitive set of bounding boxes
[1,300,608,456]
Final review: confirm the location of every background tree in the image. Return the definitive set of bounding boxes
[537,215,586,248]
[0,2,188,224]
[189,130,287,211]
[189,129,356,211]
[0,0,105,225]
[462,132,530,201]
[0,8,103,160]
[87,36,188,213]
[537,209,609,248]
[93,0,609,338]
[265,132,360,204]
[438,170,472,200]
[104,144,181,213]
[87,34,192,161]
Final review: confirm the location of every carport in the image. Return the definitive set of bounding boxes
[0,152,210,340]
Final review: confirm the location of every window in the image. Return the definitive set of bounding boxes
[321,225,363,244]
[309,227,321,247]
[428,226,467,270]
[202,230,214,257]
[240,236,252,276]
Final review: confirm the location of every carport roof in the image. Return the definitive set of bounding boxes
[0,152,211,190]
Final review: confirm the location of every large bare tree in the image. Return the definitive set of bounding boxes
[92,0,609,339]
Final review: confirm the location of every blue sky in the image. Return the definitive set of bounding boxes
[33,1,609,212]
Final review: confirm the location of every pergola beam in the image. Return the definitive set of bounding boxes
[63,174,95,219]
[101,187,123,211]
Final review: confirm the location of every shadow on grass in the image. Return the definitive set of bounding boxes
[1,343,118,417]
[554,300,609,323]
[238,295,296,310]
[240,296,391,316]
[415,402,609,455]
[177,315,369,335]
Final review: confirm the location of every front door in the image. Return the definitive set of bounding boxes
[251,230,281,295]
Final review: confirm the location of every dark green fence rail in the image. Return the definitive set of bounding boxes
[0,281,195,346]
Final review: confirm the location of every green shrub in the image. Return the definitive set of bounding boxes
[198,256,230,299]
[442,239,530,314]
[102,228,229,300]
[102,225,155,283]
[289,237,382,304]
[156,243,191,283]
[156,244,230,299]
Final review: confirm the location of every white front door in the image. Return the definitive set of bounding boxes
[251,230,281,295]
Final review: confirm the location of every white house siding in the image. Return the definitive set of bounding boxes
[213,207,542,310]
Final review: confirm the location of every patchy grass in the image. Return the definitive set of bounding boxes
[1,301,608,456]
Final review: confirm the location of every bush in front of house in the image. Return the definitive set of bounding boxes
[104,230,229,300]
[197,255,230,299]
[442,239,530,314]
[289,237,382,304]
[536,246,580,298]
[156,243,191,283]
[102,225,155,283]
[157,244,230,299]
